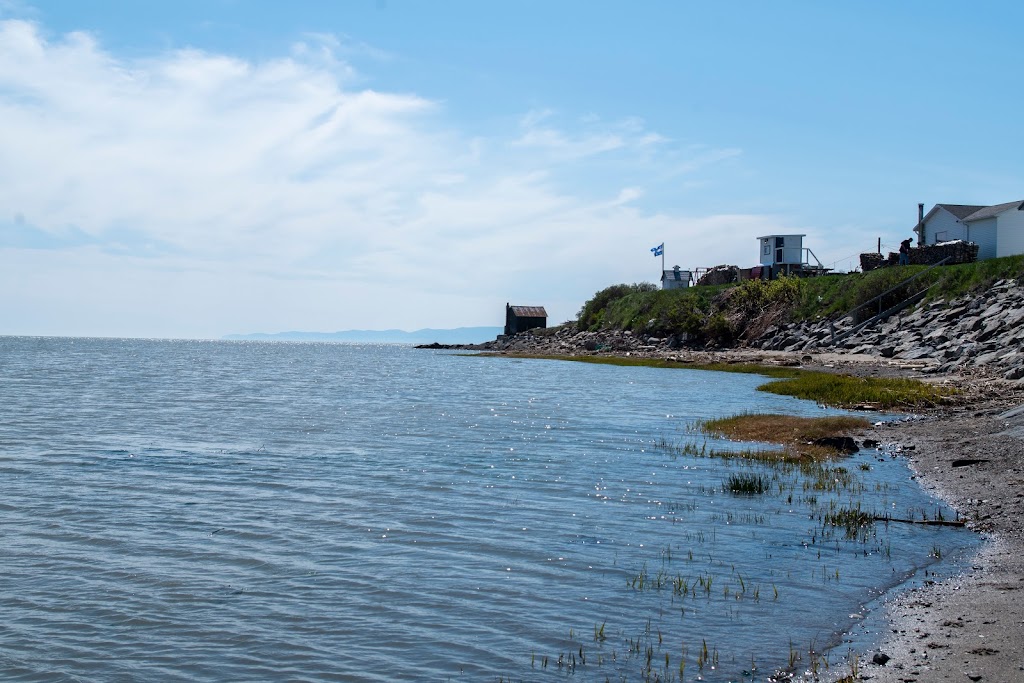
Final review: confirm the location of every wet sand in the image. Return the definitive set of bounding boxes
[852,392,1024,682]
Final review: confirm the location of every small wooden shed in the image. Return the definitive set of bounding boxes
[504,304,547,335]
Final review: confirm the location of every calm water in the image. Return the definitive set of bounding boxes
[0,338,976,682]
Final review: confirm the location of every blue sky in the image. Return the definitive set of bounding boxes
[2,1,1022,338]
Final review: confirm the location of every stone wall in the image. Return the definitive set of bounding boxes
[752,279,1024,380]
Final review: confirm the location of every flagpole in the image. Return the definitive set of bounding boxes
[662,243,665,274]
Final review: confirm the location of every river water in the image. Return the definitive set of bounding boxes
[0,337,977,681]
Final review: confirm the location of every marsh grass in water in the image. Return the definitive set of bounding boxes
[699,413,871,462]
[725,472,773,495]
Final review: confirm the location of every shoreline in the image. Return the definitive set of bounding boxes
[851,395,1024,682]
[473,346,1024,681]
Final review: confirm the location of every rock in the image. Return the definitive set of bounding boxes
[982,303,1003,318]
[872,652,891,666]
[812,436,859,454]
[974,350,1007,366]
[898,347,935,361]
[1004,365,1024,381]
[952,458,989,468]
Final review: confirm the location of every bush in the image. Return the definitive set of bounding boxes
[576,282,657,330]
[731,276,801,314]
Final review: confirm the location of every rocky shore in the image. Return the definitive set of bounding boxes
[431,279,1024,681]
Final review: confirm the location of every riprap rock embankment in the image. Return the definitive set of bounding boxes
[473,279,1024,383]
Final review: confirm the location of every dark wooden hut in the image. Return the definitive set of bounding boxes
[504,303,547,335]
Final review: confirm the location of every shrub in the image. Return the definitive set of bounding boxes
[576,283,657,331]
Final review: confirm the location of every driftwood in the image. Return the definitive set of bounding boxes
[872,516,965,527]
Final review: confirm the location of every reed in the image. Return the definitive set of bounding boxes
[725,472,772,495]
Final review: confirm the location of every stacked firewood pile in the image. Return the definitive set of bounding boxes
[861,240,978,271]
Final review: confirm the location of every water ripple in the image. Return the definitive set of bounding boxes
[0,337,977,681]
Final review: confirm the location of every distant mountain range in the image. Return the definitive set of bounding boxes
[222,327,502,345]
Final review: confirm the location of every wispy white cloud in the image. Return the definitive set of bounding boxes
[0,18,790,337]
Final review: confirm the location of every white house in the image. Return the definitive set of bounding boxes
[963,201,1024,260]
[915,204,985,245]
[916,201,1024,260]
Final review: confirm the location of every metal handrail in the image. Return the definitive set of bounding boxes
[845,256,950,321]
[829,256,951,345]
[803,247,824,269]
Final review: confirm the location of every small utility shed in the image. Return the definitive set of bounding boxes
[504,304,547,335]
[661,265,691,290]
[757,234,805,274]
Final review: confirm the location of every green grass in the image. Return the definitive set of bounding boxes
[755,371,952,408]
[573,255,1024,338]
[575,282,733,341]
[782,255,1024,322]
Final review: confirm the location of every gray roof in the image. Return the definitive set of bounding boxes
[661,268,690,281]
[509,305,547,318]
[963,200,1024,222]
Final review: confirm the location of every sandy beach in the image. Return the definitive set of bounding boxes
[848,375,1024,682]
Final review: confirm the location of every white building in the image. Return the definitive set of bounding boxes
[661,265,691,290]
[916,201,1024,260]
[757,234,805,269]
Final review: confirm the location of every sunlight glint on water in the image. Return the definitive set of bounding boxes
[0,338,976,681]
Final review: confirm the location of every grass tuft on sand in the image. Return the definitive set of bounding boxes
[700,413,872,462]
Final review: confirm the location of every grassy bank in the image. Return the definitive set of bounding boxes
[576,254,1024,344]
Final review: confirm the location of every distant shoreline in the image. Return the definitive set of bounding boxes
[224,326,502,345]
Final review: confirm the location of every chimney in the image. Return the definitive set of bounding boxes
[917,203,925,246]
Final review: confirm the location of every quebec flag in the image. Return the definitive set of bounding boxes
[650,243,664,257]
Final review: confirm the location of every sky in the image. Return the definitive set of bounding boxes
[1,1,1022,339]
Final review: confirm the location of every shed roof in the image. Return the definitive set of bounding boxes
[963,200,1024,222]
[661,268,690,281]
[509,305,547,318]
